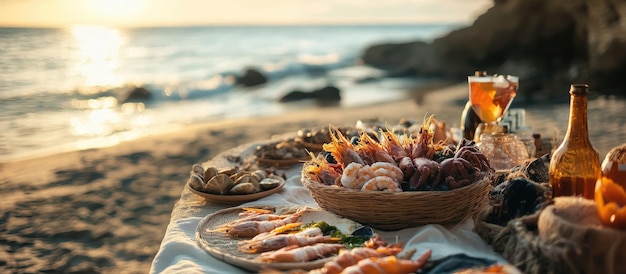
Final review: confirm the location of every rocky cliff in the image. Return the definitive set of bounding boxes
[362,0,626,102]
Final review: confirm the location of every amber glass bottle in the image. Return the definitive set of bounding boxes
[549,84,601,199]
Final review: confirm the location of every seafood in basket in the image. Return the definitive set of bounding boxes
[187,164,286,195]
[303,116,494,192]
[299,116,494,230]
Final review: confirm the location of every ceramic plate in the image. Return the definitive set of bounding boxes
[187,180,285,205]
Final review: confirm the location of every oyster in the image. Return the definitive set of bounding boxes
[205,174,236,195]
[229,182,259,195]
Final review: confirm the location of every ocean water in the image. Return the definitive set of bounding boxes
[0,24,463,162]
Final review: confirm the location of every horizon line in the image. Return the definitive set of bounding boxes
[0,20,471,29]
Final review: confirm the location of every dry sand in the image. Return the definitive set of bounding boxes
[0,84,623,273]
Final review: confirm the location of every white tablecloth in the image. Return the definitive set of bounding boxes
[149,141,511,274]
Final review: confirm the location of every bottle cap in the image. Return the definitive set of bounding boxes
[569,84,589,95]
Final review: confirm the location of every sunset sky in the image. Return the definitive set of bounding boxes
[0,0,492,27]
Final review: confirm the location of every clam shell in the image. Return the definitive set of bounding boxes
[251,170,268,182]
[191,164,205,178]
[229,182,259,195]
[219,167,239,177]
[259,177,282,190]
[203,167,219,182]
[205,174,235,195]
[187,174,206,191]
[230,171,246,181]
[235,174,261,192]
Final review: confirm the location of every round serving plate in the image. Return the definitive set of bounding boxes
[187,180,285,205]
[255,156,309,168]
[195,205,360,272]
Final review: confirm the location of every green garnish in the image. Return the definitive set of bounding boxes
[301,221,369,248]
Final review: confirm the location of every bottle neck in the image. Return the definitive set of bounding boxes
[564,93,590,143]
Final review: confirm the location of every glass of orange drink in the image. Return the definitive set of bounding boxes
[468,74,519,141]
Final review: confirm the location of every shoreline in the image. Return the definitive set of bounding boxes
[0,80,460,165]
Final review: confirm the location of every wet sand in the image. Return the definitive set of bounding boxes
[0,84,624,273]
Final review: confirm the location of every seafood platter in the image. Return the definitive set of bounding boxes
[196,205,510,273]
[301,117,494,230]
[254,138,311,167]
[295,126,362,152]
[186,164,286,204]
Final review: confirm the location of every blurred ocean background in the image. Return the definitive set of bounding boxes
[0,24,462,163]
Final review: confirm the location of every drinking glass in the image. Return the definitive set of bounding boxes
[468,74,519,141]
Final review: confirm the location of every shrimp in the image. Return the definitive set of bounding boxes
[323,126,365,168]
[355,132,396,165]
[361,176,402,192]
[257,243,345,263]
[239,207,274,216]
[370,162,404,183]
[226,213,290,226]
[341,250,432,274]
[303,152,342,186]
[239,229,341,253]
[313,246,404,274]
[378,129,410,161]
[211,208,307,238]
[408,115,436,159]
[364,234,390,249]
[340,162,376,189]
[214,211,295,231]
[248,223,309,242]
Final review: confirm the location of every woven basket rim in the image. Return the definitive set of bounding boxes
[301,172,492,195]
[300,171,493,230]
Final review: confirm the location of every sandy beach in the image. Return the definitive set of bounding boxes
[1,84,624,273]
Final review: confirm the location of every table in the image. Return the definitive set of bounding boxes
[149,138,512,274]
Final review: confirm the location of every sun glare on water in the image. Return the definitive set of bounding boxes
[70,25,125,87]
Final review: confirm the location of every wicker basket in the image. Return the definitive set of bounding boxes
[301,174,492,230]
[474,197,626,274]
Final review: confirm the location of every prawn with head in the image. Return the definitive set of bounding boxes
[257,243,345,263]
[303,152,342,186]
[311,245,404,274]
[354,132,396,165]
[339,250,432,274]
[408,115,437,159]
[322,126,365,168]
[378,129,410,162]
[210,208,308,238]
[238,227,341,254]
